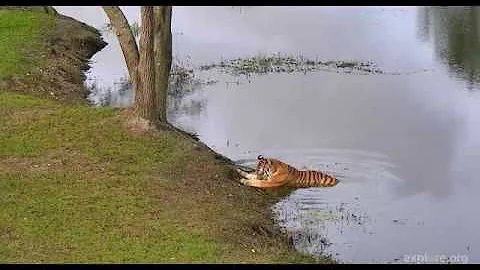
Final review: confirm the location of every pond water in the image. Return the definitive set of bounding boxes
[55,6,479,263]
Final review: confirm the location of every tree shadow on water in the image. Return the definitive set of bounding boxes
[418,6,480,91]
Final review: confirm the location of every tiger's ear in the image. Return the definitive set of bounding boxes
[257,155,264,160]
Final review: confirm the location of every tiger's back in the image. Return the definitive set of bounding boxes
[287,166,338,187]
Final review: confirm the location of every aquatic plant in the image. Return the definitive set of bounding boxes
[200,53,386,76]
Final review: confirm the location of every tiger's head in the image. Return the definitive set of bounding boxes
[255,155,285,180]
[256,155,270,179]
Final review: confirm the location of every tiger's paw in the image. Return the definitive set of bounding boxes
[239,178,249,185]
[236,169,258,180]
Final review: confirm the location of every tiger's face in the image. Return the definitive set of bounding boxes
[256,155,273,180]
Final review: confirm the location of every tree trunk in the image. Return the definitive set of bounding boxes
[102,6,160,130]
[136,6,158,126]
[102,6,140,92]
[154,6,173,123]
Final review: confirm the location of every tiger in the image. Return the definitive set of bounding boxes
[237,155,339,188]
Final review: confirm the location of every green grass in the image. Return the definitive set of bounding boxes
[0,170,218,263]
[0,9,326,263]
[0,10,53,79]
[0,94,221,263]
[0,92,321,263]
[0,10,233,263]
[0,172,216,262]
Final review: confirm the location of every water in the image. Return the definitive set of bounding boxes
[55,6,480,263]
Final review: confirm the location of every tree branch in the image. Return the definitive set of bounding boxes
[102,6,140,86]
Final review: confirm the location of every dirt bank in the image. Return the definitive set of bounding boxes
[1,6,107,104]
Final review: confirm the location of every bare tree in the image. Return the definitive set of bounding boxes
[102,6,239,170]
[102,6,171,130]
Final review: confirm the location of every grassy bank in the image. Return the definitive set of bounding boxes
[0,9,330,263]
[0,10,51,79]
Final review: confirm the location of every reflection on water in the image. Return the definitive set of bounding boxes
[55,6,480,263]
[418,7,480,90]
[88,76,132,107]
[86,55,209,120]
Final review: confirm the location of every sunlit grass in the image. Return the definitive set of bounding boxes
[0,92,322,263]
[0,170,219,263]
[0,10,53,79]
[0,92,220,262]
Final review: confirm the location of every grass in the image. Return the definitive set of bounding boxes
[0,10,53,79]
[0,92,322,263]
[0,170,218,263]
[0,9,328,263]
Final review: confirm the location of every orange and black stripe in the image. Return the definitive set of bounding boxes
[288,165,338,188]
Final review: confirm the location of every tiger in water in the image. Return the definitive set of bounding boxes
[237,155,339,188]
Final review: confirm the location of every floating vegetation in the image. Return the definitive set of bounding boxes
[200,53,385,76]
[169,57,217,98]
[200,53,433,76]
